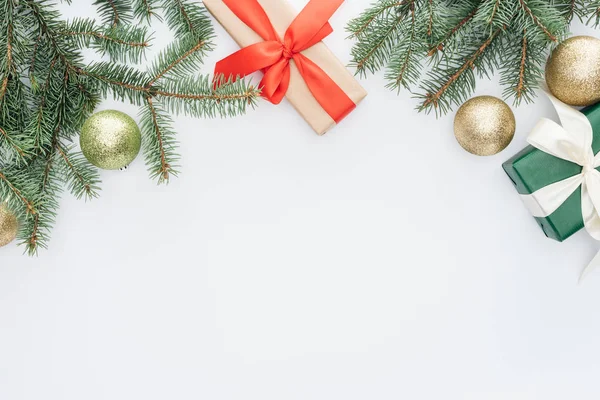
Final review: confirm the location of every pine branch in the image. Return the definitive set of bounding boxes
[0,17,15,103]
[579,0,600,26]
[94,0,133,27]
[26,154,53,254]
[132,0,162,22]
[24,146,61,255]
[426,0,434,36]
[516,30,528,98]
[385,3,425,91]
[28,56,59,151]
[148,35,209,85]
[346,0,404,39]
[518,0,557,42]
[141,97,178,183]
[565,0,578,22]
[81,62,150,105]
[0,125,27,161]
[0,169,37,216]
[419,28,502,114]
[59,18,150,63]
[56,144,101,200]
[23,66,77,254]
[350,13,404,76]
[156,75,261,118]
[24,0,86,70]
[29,34,44,88]
[161,0,214,40]
[428,5,478,56]
[499,27,546,104]
[489,0,500,22]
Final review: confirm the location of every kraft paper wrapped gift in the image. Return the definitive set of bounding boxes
[203,0,367,135]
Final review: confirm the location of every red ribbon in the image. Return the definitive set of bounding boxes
[214,0,356,124]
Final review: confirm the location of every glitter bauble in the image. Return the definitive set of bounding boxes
[80,110,142,170]
[454,96,516,156]
[0,206,18,248]
[546,36,600,107]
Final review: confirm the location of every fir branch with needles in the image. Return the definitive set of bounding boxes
[58,18,150,63]
[142,97,179,183]
[0,0,260,255]
[347,0,600,115]
[24,143,61,255]
[581,0,600,25]
[132,0,162,22]
[418,28,503,115]
[94,0,133,27]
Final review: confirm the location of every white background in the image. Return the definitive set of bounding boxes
[1,1,600,399]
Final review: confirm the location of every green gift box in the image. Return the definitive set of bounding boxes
[502,102,600,242]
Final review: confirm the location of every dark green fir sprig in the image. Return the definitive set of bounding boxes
[0,0,261,255]
[347,0,598,116]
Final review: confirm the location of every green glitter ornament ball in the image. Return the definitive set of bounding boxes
[80,110,142,170]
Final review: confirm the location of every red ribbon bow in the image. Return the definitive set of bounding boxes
[214,0,356,124]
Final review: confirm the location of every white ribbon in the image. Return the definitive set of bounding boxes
[520,89,600,281]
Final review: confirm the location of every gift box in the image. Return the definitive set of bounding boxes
[203,0,367,135]
[502,102,600,242]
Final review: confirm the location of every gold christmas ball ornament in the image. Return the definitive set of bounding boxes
[0,205,18,248]
[80,110,142,170]
[454,96,516,156]
[545,36,600,106]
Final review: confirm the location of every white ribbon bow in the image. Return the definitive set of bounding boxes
[520,89,600,281]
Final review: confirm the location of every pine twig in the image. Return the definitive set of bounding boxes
[488,0,500,23]
[349,1,404,38]
[56,144,99,200]
[516,29,527,99]
[80,67,148,93]
[567,0,577,22]
[148,39,206,86]
[134,0,160,21]
[0,126,25,157]
[518,0,557,42]
[0,171,37,215]
[428,7,478,56]
[155,89,255,102]
[387,4,418,89]
[427,0,434,36]
[103,0,122,27]
[145,97,171,182]
[61,31,147,48]
[29,34,44,85]
[173,0,195,33]
[0,25,14,102]
[356,16,403,72]
[28,146,55,253]
[422,29,502,110]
